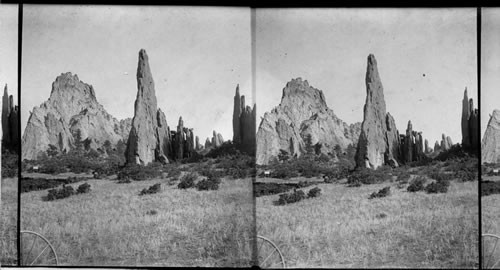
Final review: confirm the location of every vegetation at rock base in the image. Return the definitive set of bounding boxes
[139,183,161,196]
[369,186,391,199]
[407,176,426,192]
[1,148,18,178]
[178,172,197,189]
[424,180,450,194]
[482,181,500,197]
[195,176,221,191]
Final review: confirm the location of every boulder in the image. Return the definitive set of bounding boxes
[482,110,500,163]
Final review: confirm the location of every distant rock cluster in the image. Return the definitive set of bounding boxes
[2,84,19,150]
[256,78,361,165]
[398,121,426,163]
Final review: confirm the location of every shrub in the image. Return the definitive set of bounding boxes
[178,172,197,189]
[277,189,306,205]
[76,183,91,194]
[369,186,391,199]
[2,149,18,178]
[396,171,411,183]
[407,176,426,192]
[429,172,455,181]
[307,187,322,198]
[424,180,450,194]
[347,168,389,186]
[46,185,75,201]
[454,169,477,182]
[482,181,500,197]
[323,166,350,183]
[21,177,84,193]
[195,176,221,191]
[166,167,182,179]
[117,178,132,184]
[146,210,158,215]
[254,183,294,197]
[139,183,161,196]
[117,163,163,181]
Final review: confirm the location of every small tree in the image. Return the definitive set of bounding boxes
[278,149,290,162]
[334,144,342,158]
[46,144,59,157]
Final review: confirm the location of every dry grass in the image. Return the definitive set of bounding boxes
[21,177,254,266]
[256,178,478,268]
[1,177,18,265]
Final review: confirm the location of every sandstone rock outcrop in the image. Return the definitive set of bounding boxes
[424,139,429,154]
[22,73,131,160]
[461,88,479,153]
[256,77,361,165]
[398,121,426,163]
[434,141,440,152]
[205,138,211,149]
[126,49,171,165]
[233,85,256,154]
[2,84,19,149]
[482,110,500,163]
[356,54,401,169]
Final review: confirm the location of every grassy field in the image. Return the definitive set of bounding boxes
[1,177,18,265]
[21,176,254,266]
[256,177,478,268]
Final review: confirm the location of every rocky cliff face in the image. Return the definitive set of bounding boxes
[256,77,360,165]
[482,110,500,164]
[356,54,401,169]
[22,72,131,160]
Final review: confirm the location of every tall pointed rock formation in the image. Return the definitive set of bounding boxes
[126,49,170,165]
[356,54,400,169]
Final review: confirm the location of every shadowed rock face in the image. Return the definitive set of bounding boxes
[256,77,361,165]
[461,88,479,153]
[22,72,131,160]
[232,85,256,154]
[356,54,401,169]
[482,110,500,163]
[2,84,19,149]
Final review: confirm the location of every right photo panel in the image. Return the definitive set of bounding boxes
[481,7,500,269]
[255,8,478,268]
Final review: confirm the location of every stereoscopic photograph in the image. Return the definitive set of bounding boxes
[20,5,254,267]
[0,3,19,267]
[254,8,478,268]
[481,7,500,269]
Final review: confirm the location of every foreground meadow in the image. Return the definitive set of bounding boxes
[21,176,254,266]
[256,177,478,268]
[1,177,18,265]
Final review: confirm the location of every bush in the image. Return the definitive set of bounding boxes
[307,187,322,198]
[117,178,132,184]
[277,189,306,205]
[76,183,91,194]
[21,177,84,193]
[254,183,295,197]
[2,149,18,178]
[396,171,411,183]
[166,167,182,179]
[369,186,391,199]
[407,176,426,192]
[195,176,221,191]
[178,172,197,189]
[482,181,500,197]
[424,180,450,194]
[429,172,455,181]
[347,168,389,186]
[46,185,75,201]
[118,163,163,181]
[139,183,161,196]
[323,166,350,183]
[454,169,477,182]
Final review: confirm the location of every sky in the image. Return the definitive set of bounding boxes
[22,5,251,142]
[482,8,500,137]
[0,5,18,107]
[256,8,477,147]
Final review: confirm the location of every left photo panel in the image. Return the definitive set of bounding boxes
[0,3,19,267]
[20,5,255,267]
